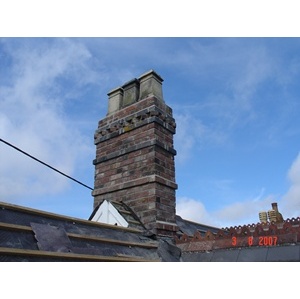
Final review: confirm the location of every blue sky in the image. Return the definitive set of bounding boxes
[1,37,300,228]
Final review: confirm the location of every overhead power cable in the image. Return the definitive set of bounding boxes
[0,138,94,191]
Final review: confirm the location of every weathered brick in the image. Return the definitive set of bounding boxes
[93,71,178,236]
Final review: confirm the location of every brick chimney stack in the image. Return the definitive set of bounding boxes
[92,70,178,236]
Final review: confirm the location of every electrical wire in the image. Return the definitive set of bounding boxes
[0,138,94,191]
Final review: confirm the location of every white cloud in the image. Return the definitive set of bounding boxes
[177,153,300,229]
[174,111,228,164]
[169,40,287,163]
[176,197,213,226]
[177,194,277,229]
[281,152,300,217]
[287,152,300,184]
[212,195,276,228]
[0,39,96,200]
[173,114,203,163]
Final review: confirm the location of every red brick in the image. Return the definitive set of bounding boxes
[93,76,178,235]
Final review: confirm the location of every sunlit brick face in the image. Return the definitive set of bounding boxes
[92,70,178,236]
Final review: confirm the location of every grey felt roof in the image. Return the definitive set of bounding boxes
[181,244,300,262]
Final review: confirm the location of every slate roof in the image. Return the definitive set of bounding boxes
[175,215,220,237]
[0,201,180,262]
[2,199,299,262]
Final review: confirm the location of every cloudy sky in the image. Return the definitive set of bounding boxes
[2,37,300,229]
[1,3,300,230]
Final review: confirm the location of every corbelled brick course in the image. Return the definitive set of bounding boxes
[92,70,178,236]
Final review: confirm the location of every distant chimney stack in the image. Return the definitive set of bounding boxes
[93,70,178,236]
[259,202,284,224]
[259,211,268,223]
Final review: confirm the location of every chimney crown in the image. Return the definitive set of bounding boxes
[107,70,164,116]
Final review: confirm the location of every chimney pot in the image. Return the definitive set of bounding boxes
[107,87,123,115]
[259,211,268,223]
[138,69,164,101]
[122,78,140,107]
[271,202,278,211]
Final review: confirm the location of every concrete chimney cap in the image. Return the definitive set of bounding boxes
[138,69,164,82]
[107,86,123,97]
[122,78,140,89]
